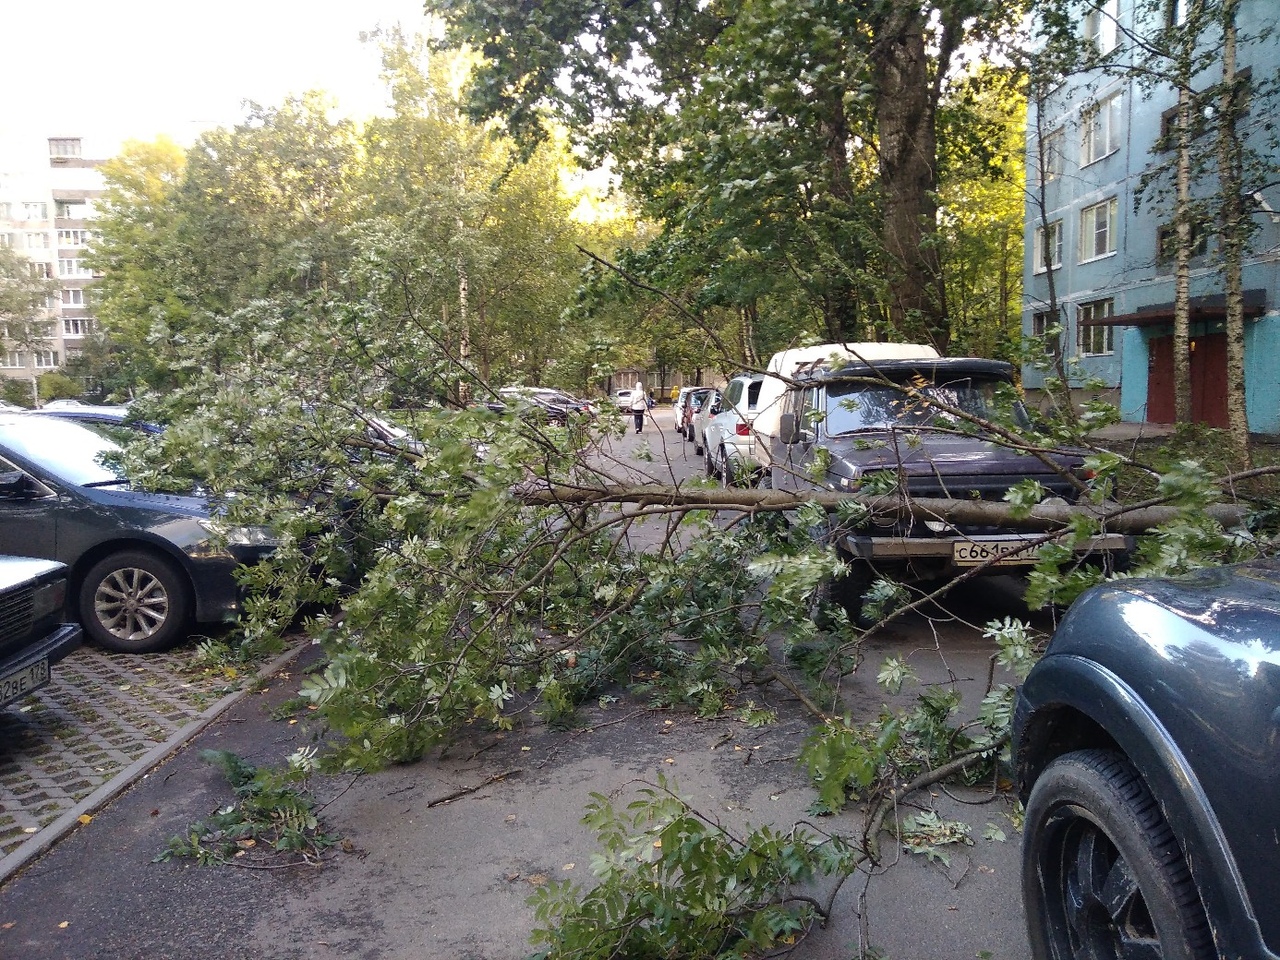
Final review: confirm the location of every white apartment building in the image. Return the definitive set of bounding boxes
[0,136,105,395]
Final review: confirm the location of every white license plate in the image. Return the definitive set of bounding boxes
[953,539,1038,567]
[0,658,50,705]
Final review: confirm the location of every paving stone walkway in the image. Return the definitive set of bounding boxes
[0,641,300,880]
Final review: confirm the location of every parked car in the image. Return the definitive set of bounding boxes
[499,387,594,424]
[691,389,722,456]
[40,399,92,410]
[24,406,164,436]
[704,373,766,486]
[613,388,636,411]
[1014,560,1280,960]
[680,388,714,443]
[0,414,278,653]
[769,357,1128,609]
[672,386,703,433]
[0,556,81,710]
[753,342,940,477]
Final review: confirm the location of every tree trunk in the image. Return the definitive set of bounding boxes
[1215,0,1251,466]
[1173,84,1193,424]
[873,9,948,350]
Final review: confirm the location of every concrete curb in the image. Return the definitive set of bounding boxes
[0,640,309,884]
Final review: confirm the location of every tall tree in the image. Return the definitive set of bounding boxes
[0,246,58,405]
[427,0,1029,349]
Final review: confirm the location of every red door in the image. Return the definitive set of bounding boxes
[1146,333,1228,427]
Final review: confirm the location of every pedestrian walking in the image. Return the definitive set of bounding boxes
[630,380,647,433]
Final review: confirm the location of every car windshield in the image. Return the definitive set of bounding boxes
[825,377,1029,435]
[0,416,124,486]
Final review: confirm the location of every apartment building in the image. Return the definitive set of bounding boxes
[0,136,105,397]
[1021,0,1280,432]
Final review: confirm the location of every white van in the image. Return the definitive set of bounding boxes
[752,342,940,478]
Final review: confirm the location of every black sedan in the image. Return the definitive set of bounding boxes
[1013,560,1280,960]
[0,414,276,653]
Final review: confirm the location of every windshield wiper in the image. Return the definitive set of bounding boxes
[80,478,130,488]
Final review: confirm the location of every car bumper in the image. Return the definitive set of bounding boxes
[840,531,1133,572]
[185,545,276,625]
[0,622,83,709]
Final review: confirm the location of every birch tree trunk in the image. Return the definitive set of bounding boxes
[1173,84,1193,424]
[1215,0,1251,466]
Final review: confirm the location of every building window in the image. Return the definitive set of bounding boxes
[1033,220,1063,273]
[1038,129,1065,184]
[63,317,94,337]
[1033,311,1062,356]
[1080,198,1118,261]
[29,261,52,279]
[1157,222,1210,262]
[55,199,91,219]
[0,233,13,248]
[61,288,86,306]
[1083,0,1119,54]
[0,203,10,220]
[24,232,49,250]
[2,352,26,369]
[32,350,59,369]
[1082,92,1122,165]
[1078,300,1116,355]
[21,202,48,221]
[57,229,92,247]
[58,258,93,277]
[48,138,82,158]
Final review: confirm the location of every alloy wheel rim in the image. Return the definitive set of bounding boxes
[94,566,170,641]
[1045,807,1160,959]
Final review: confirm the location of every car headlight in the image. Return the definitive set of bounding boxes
[198,519,282,546]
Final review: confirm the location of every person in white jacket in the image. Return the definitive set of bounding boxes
[629,380,647,433]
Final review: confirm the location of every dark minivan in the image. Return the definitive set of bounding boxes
[769,357,1128,596]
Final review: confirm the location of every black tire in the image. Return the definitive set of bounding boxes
[78,550,193,653]
[809,560,871,630]
[705,446,717,478]
[1023,749,1214,960]
[720,446,735,487]
[694,431,704,456]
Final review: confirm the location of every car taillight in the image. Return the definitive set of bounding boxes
[735,423,750,436]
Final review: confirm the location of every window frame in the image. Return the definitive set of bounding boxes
[1079,198,1119,262]
[1077,299,1116,356]
[1082,92,1123,166]
[1033,220,1064,274]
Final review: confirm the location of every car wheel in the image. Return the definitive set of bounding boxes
[720,447,735,487]
[694,432,704,456]
[1023,749,1214,960]
[705,445,717,478]
[79,550,192,654]
[809,561,871,630]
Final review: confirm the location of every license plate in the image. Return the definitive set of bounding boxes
[0,658,50,706]
[953,539,1038,567]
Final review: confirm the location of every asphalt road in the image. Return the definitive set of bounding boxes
[0,414,1037,960]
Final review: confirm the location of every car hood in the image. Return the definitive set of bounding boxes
[86,486,212,519]
[824,430,1081,479]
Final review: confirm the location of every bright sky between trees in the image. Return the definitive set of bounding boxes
[0,0,431,164]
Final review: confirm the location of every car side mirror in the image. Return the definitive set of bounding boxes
[778,413,799,445]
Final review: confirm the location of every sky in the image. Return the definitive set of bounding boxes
[0,0,433,165]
